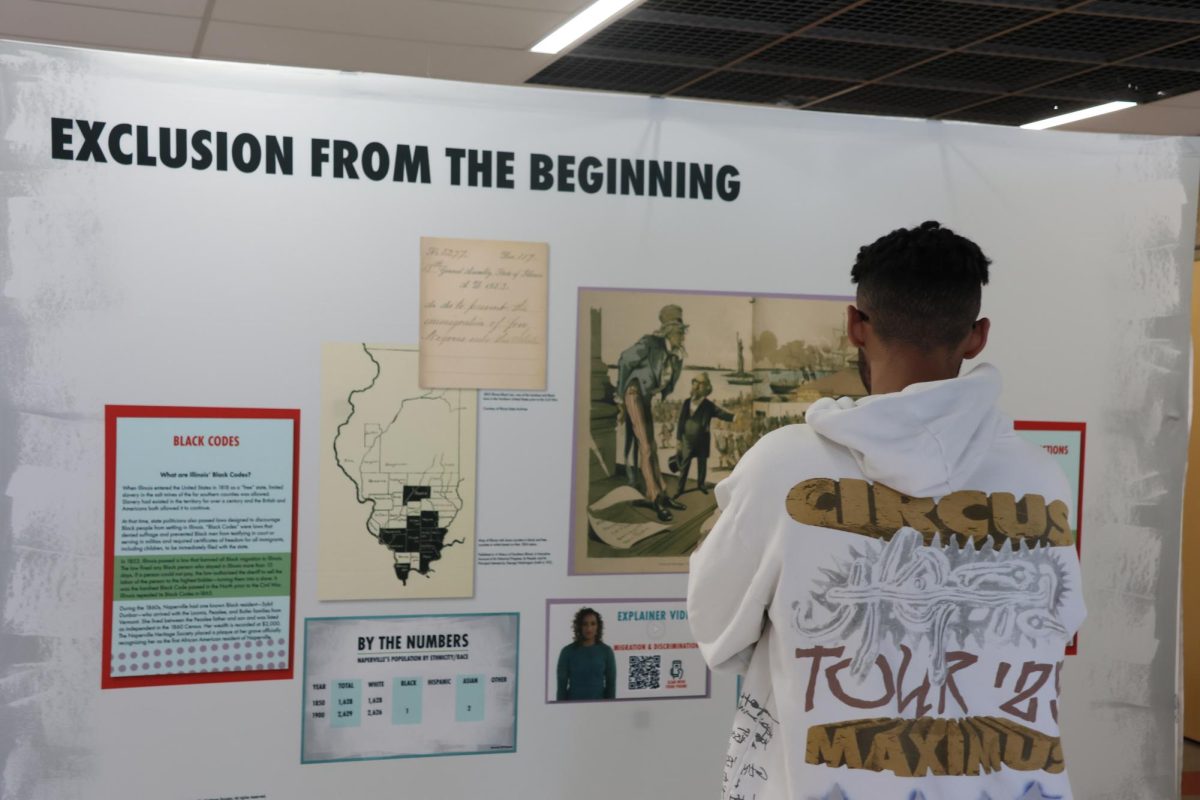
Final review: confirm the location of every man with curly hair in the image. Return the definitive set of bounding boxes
[688,222,1085,800]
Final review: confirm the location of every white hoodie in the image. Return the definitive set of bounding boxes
[687,364,1085,800]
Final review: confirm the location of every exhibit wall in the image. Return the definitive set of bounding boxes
[0,39,1196,800]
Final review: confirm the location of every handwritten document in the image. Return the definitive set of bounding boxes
[419,237,548,390]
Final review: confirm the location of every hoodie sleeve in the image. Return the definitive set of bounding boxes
[687,438,783,674]
[1038,450,1088,640]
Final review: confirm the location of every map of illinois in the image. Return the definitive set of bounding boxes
[320,344,477,600]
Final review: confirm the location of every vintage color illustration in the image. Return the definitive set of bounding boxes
[571,288,864,574]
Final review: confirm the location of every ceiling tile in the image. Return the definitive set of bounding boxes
[201,20,553,85]
[637,0,850,29]
[814,0,1042,49]
[528,54,706,93]
[987,13,1198,61]
[439,0,592,11]
[948,0,1063,9]
[1130,37,1200,71]
[942,95,1093,126]
[1058,101,1200,135]
[582,19,775,63]
[748,37,929,81]
[677,71,853,102]
[1082,0,1200,23]
[29,0,208,16]
[1156,87,1200,108]
[211,0,569,51]
[897,52,1083,94]
[808,83,993,117]
[1033,65,1200,103]
[0,0,200,53]
[429,44,554,84]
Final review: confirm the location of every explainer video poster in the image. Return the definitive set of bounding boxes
[546,598,709,703]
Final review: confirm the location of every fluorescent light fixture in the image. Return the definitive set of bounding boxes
[531,0,640,55]
[1020,100,1137,130]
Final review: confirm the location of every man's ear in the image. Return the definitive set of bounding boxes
[847,305,868,348]
[962,317,990,359]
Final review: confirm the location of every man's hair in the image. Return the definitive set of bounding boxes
[572,607,604,643]
[851,220,991,348]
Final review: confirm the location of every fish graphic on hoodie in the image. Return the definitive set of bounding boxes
[687,364,1085,800]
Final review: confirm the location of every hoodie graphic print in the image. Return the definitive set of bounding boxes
[687,365,1084,800]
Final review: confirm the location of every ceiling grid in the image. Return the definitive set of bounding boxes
[526,0,1200,126]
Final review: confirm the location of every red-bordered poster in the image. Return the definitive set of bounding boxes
[1014,420,1086,656]
[102,405,300,688]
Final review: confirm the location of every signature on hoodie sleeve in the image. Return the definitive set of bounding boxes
[687,444,783,674]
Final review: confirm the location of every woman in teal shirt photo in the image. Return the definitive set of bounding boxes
[556,607,616,701]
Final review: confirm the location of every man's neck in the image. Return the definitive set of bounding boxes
[869,351,962,395]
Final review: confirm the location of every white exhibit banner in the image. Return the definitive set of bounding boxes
[0,37,1195,800]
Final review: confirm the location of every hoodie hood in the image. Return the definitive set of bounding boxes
[804,363,1006,497]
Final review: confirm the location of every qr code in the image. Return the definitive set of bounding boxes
[628,655,661,690]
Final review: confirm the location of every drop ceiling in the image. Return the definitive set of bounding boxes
[1,0,1199,134]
